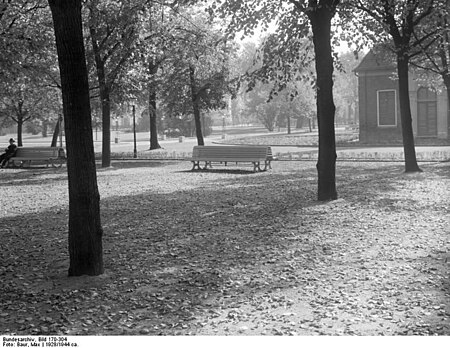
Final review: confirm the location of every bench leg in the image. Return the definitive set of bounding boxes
[203,161,212,170]
[253,162,262,172]
[191,161,201,171]
[263,160,272,171]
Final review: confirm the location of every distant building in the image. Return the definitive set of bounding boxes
[354,49,449,144]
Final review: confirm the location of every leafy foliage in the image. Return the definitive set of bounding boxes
[333,51,360,125]
[243,34,315,101]
[408,1,450,94]
[86,0,142,92]
[158,8,230,116]
[350,0,441,57]
[0,0,61,142]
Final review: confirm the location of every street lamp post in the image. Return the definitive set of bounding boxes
[132,104,137,158]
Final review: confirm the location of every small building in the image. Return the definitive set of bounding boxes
[354,49,449,144]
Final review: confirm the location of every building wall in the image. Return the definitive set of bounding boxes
[358,70,449,144]
[358,70,403,144]
[436,93,448,139]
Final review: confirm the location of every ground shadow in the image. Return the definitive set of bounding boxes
[97,160,175,171]
[1,160,448,336]
[0,167,67,187]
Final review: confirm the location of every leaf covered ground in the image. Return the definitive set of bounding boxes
[0,160,449,336]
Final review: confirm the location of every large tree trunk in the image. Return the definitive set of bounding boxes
[443,76,450,140]
[189,65,204,146]
[439,2,450,139]
[307,5,338,201]
[148,60,161,150]
[48,0,104,276]
[396,54,421,172]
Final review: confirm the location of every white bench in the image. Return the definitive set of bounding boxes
[7,147,66,168]
[191,145,273,172]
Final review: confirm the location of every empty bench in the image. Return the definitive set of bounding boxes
[191,145,273,172]
[7,147,66,168]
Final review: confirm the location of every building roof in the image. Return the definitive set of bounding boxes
[353,48,396,73]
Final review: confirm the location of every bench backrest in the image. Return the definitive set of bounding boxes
[192,145,271,161]
[13,147,66,159]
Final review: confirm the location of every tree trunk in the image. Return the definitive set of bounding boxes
[14,101,26,146]
[148,60,161,150]
[287,114,291,134]
[149,91,161,149]
[51,116,61,147]
[396,54,421,172]
[48,0,104,276]
[17,117,23,147]
[42,121,48,137]
[189,65,204,146]
[307,6,338,201]
[100,85,111,167]
[90,25,111,168]
[443,76,450,140]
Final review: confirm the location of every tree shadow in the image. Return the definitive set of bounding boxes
[97,160,176,171]
[0,164,320,335]
[0,167,68,187]
[424,161,450,179]
[1,160,448,335]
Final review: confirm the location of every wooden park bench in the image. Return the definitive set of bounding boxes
[6,146,66,168]
[191,145,273,172]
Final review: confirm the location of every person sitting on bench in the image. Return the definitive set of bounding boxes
[0,138,18,168]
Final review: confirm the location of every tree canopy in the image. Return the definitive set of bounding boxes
[0,0,60,143]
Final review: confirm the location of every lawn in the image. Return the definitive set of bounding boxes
[0,160,449,336]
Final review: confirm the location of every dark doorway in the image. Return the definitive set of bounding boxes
[417,87,437,137]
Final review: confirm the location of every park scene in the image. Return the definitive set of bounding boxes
[1,0,450,338]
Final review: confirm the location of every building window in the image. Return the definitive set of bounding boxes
[377,90,397,127]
